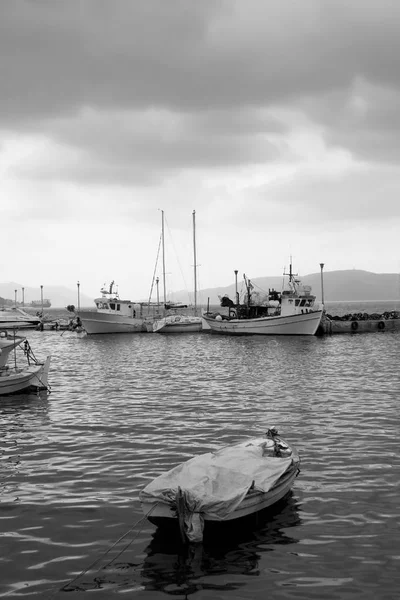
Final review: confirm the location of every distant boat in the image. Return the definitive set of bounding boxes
[0,331,51,395]
[202,264,323,336]
[30,299,51,308]
[0,307,42,329]
[140,427,300,543]
[153,210,202,334]
[78,281,163,335]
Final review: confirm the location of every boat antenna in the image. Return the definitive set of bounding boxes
[283,257,297,284]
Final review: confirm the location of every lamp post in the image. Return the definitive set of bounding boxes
[22,287,25,307]
[77,281,80,311]
[40,285,43,313]
[320,263,325,306]
[14,289,17,307]
[234,270,239,305]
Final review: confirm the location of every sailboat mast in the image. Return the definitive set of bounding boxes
[161,210,167,305]
[192,210,197,314]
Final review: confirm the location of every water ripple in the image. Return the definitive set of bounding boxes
[1,329,400,597]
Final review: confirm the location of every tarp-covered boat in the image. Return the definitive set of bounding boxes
[140,428,300,542]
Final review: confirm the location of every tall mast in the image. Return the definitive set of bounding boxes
[192,210,197,314]
[161,210,167,305]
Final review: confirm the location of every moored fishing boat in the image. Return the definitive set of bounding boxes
[78,282,163,334]
[202,264,323,336]
[139,427,300,543]
[0,331,51,395]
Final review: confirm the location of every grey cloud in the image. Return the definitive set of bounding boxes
[2,0,400,122]
[2,0,400,180]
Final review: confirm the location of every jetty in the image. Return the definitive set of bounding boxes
[318,311,400,334]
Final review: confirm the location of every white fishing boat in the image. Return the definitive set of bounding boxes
[202,264,323,336]
[140,427,300,543]
[0,331,51,395]
[78,282,163,335]
[0,307,42,329]
[153,210,202,334]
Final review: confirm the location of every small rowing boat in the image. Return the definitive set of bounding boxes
[139,427,300,542]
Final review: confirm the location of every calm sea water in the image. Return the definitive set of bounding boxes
[1,302,400,599]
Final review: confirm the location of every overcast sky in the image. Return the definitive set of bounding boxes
[2,0,400,302]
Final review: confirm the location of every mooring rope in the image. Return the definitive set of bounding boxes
[44,504,158,596]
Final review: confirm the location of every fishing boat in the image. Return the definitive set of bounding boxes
[0,331,51,395]
[153,210,202,334]
[0,306,42,329]
[139,427,300,543]
[202,264,323,336]
[77,282,163,335]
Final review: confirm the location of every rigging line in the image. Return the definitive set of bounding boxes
[101,514,150,570]
[164,216,190,301]
[57,505,158,594]
[148,233,163,305]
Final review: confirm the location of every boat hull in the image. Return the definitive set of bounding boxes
[78,311,150,334]
[142,464,299,528]
[202,310,322,336]
[153,316,202,334]
[0,356,51,395]
[0,321,40,329]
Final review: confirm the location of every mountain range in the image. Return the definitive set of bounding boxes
[189,269,400,305]
[1,270,400,308]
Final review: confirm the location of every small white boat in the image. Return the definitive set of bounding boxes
[78,282,163,335]
[202,264,323,336]
[140,428,300,543]
[153,210,203,335]
[0,307,42,329]
[0,332,51,396]
[153,314,202,334]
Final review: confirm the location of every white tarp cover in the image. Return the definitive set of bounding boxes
[140,443,293,521]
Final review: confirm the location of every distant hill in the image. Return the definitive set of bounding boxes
[0,282,94,308]
[177,270,400,305]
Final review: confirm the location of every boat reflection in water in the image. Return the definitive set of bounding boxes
[140,493,301,595]
[63,493,301,595]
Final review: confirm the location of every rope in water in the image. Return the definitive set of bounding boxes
[43,504,158,597]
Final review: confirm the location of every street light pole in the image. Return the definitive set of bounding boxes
[77,281,80,311]
[234,270,239,305]
[320,263,325,306]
